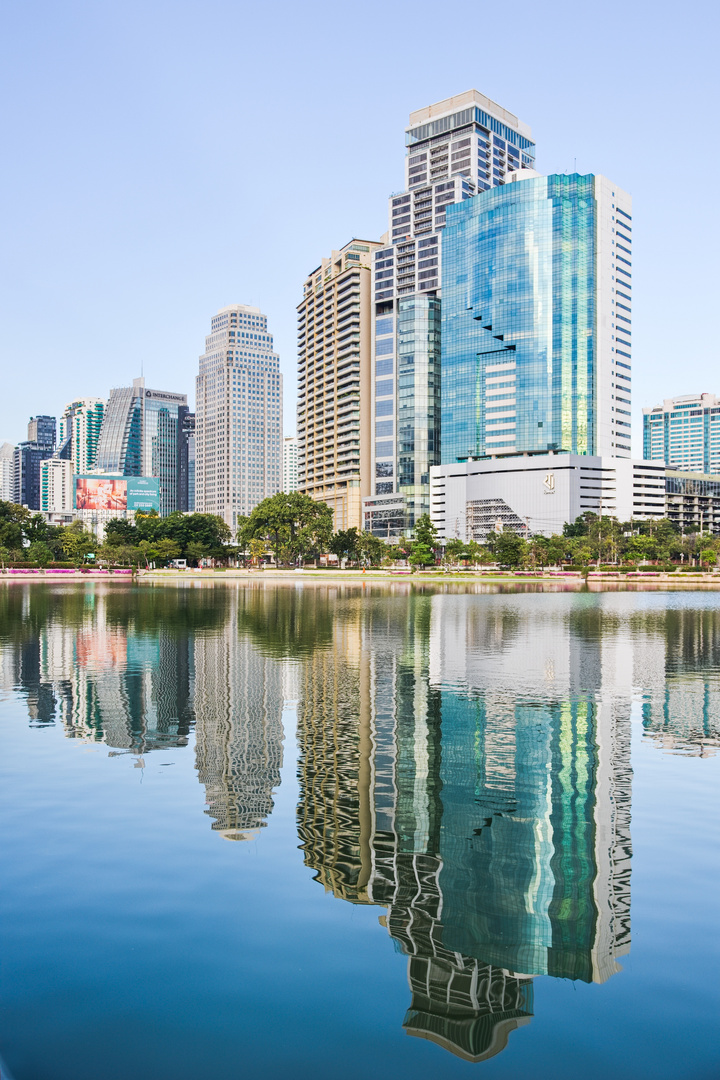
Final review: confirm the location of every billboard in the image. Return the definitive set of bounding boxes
[75,476,160,513]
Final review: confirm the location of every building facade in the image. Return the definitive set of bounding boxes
[179,410,195,512]
[297,240,381,531]
[195,304,282,532]
[58,398,106,474]
[643,393,720,472]
[13,415,56,509]
[94,377,187,516]
[0,442,14,501]
[440,173,632,466]
[283,435,298,494]
[40,458,74,513]
[364,90,536,538]
[430,454,666,540]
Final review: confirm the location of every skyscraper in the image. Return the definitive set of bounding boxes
[195,304,282,531]
[283,435,298,494]
[94,377,187,516]
[0,442,14,501]
[440,173,632,463]
[364,91,536,538]
[178,409,195,512]
[13,415,56,509]
[58,398,106,474]
[296,240,382,530]
[643,393,720,472]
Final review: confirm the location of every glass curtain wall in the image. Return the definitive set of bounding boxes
[397,295,442,525]
[441,174,596,463]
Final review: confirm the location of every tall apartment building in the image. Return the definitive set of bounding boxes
[94,377,188,516]
[40,458,73,513]
[643,393,720,472]
[195,305,282,531]
[440,172,632,464]
[58,398,106,473]
[13,415,56,509]
[0,442,14,501]
[364,90,536,538]
[283,435,298,493]
[296,239,382,531]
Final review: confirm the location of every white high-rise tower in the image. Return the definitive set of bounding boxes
[195,305,283,531]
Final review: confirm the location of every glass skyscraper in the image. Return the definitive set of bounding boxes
[94,377,187,515]
[440,173,632,463]
[364,90,536,538]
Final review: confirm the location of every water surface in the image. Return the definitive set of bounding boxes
[0,582,718,1079]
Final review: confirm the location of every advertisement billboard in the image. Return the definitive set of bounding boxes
[75,476,160,513]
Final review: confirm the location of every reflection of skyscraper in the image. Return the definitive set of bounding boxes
[429,594,633,984]
[194,592,285,840]
[0,585,196,753]
[296,613,373,901]
[640,607,720,757]
[295,590,536,1062]
[295,590,637,1062]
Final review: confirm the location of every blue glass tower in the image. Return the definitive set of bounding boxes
[441,173,632,463]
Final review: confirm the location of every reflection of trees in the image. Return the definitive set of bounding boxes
[235,583,335,659]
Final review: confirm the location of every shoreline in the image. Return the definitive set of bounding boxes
[3,567,720,588]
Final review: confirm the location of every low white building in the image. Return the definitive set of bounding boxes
[430,454,666,540]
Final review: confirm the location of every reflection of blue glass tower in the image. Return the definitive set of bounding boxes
[441,173,632,463]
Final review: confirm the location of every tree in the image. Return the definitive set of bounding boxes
[444,538,467,565]
[0,501,29,553]
[491,529,527,568]
[358,531,387,566]
[329,528,360,564]
[409,543,435,568]
[155,539,182,566]
[413,514,438,549]
[186,540,209,566]
[59,523,94,565]
[241,493,333,565]
[26,541,53,567]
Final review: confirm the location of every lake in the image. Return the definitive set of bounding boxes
[0,581,718,1080]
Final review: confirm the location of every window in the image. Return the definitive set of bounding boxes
[418,236,436,249]
[375,441,393,457]
[376,400,393,417]
[376,338,394,356]
[375,317,393,336]
[376,378,393,396]
[376,358,393,377]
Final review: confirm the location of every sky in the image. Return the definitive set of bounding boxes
[1,0,717,451]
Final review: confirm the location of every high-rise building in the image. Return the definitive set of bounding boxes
[58,398,106,474]
[195,304,282,531]
[27,415,56,452]
[282,435,298,494]
[363,91,537,539]
[0,442,14,501]
[94,377,187,516]
[13,415,56,509]
[643,393,720,472]
[439,172,632,465]
[40,458,73,513]
[297,240,382,530]
[178,409,195,512]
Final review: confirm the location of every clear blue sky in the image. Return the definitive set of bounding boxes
[1,0,716,450]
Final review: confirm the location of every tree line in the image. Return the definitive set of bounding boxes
[2,495,718,570]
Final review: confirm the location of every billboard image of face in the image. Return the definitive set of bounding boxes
[75,477,128,511]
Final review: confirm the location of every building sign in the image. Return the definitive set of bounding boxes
[74,476,160,513]
[543,471,556,494]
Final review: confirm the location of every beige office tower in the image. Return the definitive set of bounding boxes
[296,239,383,531]
[196,304,283,532]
